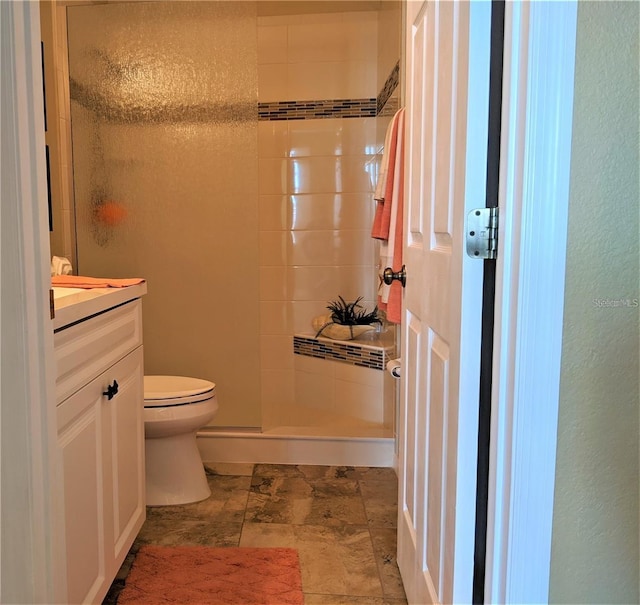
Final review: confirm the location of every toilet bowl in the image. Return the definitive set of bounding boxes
[143,375,218,506]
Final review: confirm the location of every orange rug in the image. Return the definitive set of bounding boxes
[117,546,304,605]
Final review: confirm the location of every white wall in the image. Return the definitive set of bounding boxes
[550,2,639,602]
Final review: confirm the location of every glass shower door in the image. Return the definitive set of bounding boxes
[67,1,261,428]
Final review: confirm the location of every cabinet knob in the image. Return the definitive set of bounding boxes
[103,380,119,400]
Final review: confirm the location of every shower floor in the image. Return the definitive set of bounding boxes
[262,402,394,439]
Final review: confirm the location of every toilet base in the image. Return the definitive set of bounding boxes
[145,432,211,506]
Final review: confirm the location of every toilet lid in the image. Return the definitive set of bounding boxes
[144,375,216,407]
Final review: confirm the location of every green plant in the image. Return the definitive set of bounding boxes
[326,296,381,326]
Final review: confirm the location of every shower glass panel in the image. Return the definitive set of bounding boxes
[67,1,261,428]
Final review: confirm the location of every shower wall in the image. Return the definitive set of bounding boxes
[66,1,261,427]
[256,5,401,434]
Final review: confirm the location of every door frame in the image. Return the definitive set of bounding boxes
[1,1,62,602]
[485,1,578,602]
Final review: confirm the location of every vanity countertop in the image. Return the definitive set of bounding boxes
[53,282,147,331]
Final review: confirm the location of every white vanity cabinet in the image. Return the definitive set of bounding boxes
[54,293,146,605]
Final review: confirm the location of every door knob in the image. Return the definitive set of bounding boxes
[383,265,406,288]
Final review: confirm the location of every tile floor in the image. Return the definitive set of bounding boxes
[105,463,408,605]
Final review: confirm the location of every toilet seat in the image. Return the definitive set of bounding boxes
[144,375,216,408]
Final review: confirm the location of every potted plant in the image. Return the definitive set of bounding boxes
[312,296,382,340]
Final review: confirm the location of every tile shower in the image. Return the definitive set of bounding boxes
[49,1,401,450]
[256,8,401,439]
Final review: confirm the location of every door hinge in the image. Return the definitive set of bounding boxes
[466,207,498,260]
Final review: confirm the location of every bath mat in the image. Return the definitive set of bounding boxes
[117,545,304,605]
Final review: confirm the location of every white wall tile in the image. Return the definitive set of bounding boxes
[383,373,396,429]
[260,301,292,334]
[285,62,345,101]
[259,195,287,230]
[295,368,335,410]
[259,231,288,266]
[376,2,402,90]
[288,21,346,63]
[291,300,331,334]
[258,63,287,102]
[288,157,374,194]
[261,369,295,406]
[338,117,378,155]
[294,353,334,376]
[257,24,287,64]
[259,158,288,195]
[258,121,289,158]
[288,119,344,157]
[288,266,335,301]
[343,61,378,98]
[257,15,291,27]
[335,267,377,301]
[342,13,378,61]
[335,378,384,425]
[260,266,287,300]
[282,12,340,26]
[288,117,377,158]
[334,363,384,387]
[261,335,294,370]
[290,193,374,231]
[288,229,374,266]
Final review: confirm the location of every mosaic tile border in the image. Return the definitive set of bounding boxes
[293,335,394,371]
[258,98,376,121]
[259,61,400,122]
[376,61,400,115]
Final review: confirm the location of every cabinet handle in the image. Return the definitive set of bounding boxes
[102,380,119,400]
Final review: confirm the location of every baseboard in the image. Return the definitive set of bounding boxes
[196,429,396,467]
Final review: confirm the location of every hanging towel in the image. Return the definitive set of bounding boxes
[52,275,145,289]
[371,108,405,325]
[372,108,403,240]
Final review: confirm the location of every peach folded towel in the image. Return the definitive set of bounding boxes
[52,275,145,289]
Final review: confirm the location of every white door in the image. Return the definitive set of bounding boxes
[398,1,492,603]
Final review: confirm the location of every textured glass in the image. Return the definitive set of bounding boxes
[68,1,261,427]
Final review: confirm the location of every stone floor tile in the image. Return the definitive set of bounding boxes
[204,462,254,476]
[354,467,399,483]
[370,528,406,599]
[136,518,242,547]
[246,473,367,526]
[305,595,388,604]
[360,478,398,528]
[145,474,251,524]
[252,463,307,478]
[240,522,383,598]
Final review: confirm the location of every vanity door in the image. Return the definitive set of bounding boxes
[57,343,145,604]
[57,369,108,605]
[102,345,145,580]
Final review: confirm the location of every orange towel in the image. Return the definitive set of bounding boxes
[372,108,405,325]
[52,275,145,289]
[385,130,405,325]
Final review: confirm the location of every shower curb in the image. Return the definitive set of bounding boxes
[196,430,395,468]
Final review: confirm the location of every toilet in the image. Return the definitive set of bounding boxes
[143,375,218,506]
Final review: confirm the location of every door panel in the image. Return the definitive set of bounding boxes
[398,1,491,603]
